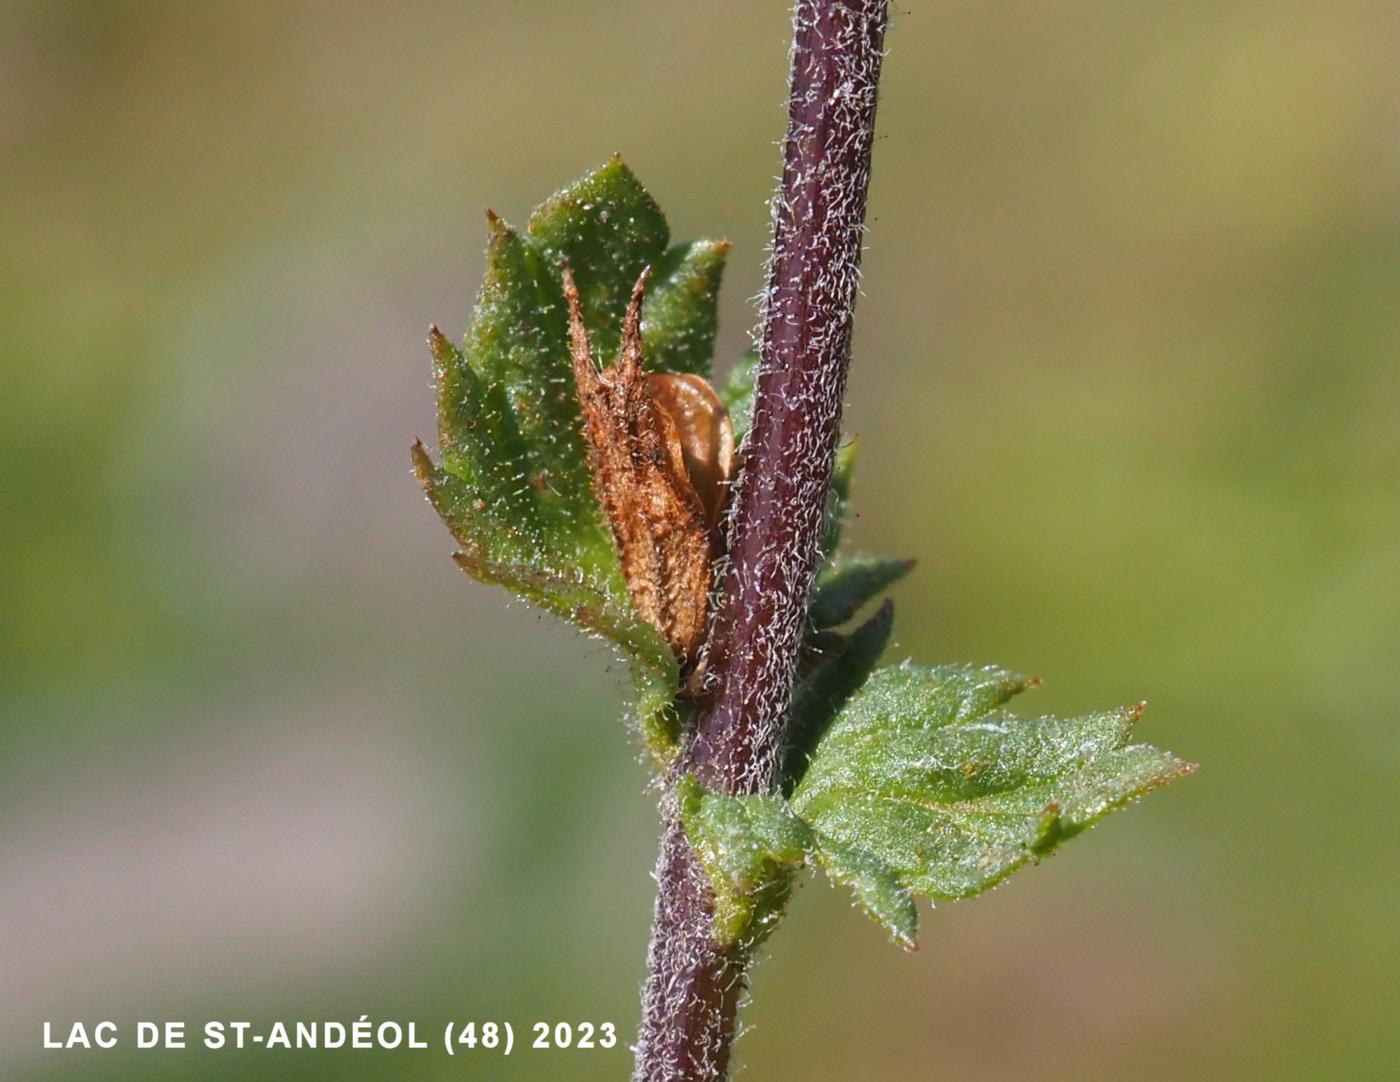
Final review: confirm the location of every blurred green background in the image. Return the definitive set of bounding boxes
[3,2,1397,1080]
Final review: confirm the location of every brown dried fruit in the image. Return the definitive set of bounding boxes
[564,263,734,668]
[643,372,735,529]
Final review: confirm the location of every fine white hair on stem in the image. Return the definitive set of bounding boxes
[635,3,891,1080]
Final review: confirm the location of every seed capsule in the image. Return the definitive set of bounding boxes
[564,264,734,669]
[644,372,734,528]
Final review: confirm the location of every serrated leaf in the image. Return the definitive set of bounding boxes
[809,555,915,630]
[678,775,813,949]
[792,663,1193,933]
[811,833,917,949]
[416,159,728,762]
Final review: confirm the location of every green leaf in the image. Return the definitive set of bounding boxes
[643,240,730,376]
[524,154,670,363]
[782,599,894,794]
[678,775,813,949]
[811,834,917,949]
[416,158,728,763]
[678,660,1189,950]
[809,555,915,630]
[792,663,1193,943]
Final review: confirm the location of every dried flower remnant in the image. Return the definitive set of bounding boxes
[643,373,734,528]
[564,263,734,671]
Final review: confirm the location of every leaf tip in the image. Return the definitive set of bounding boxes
[426,323,453,363]
[891,921,919,952]
[684,237,731,265]
[562,151,640,199]
[410,438,435,488]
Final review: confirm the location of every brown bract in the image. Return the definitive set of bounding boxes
[564,264,733,671]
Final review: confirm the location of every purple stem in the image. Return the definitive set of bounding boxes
[633,3,889,1079]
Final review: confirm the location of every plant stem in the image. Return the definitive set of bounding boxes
[633,3,889,1079]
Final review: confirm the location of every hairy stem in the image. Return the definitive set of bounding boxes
[634,3,889,1079]
[691,0,888,795]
